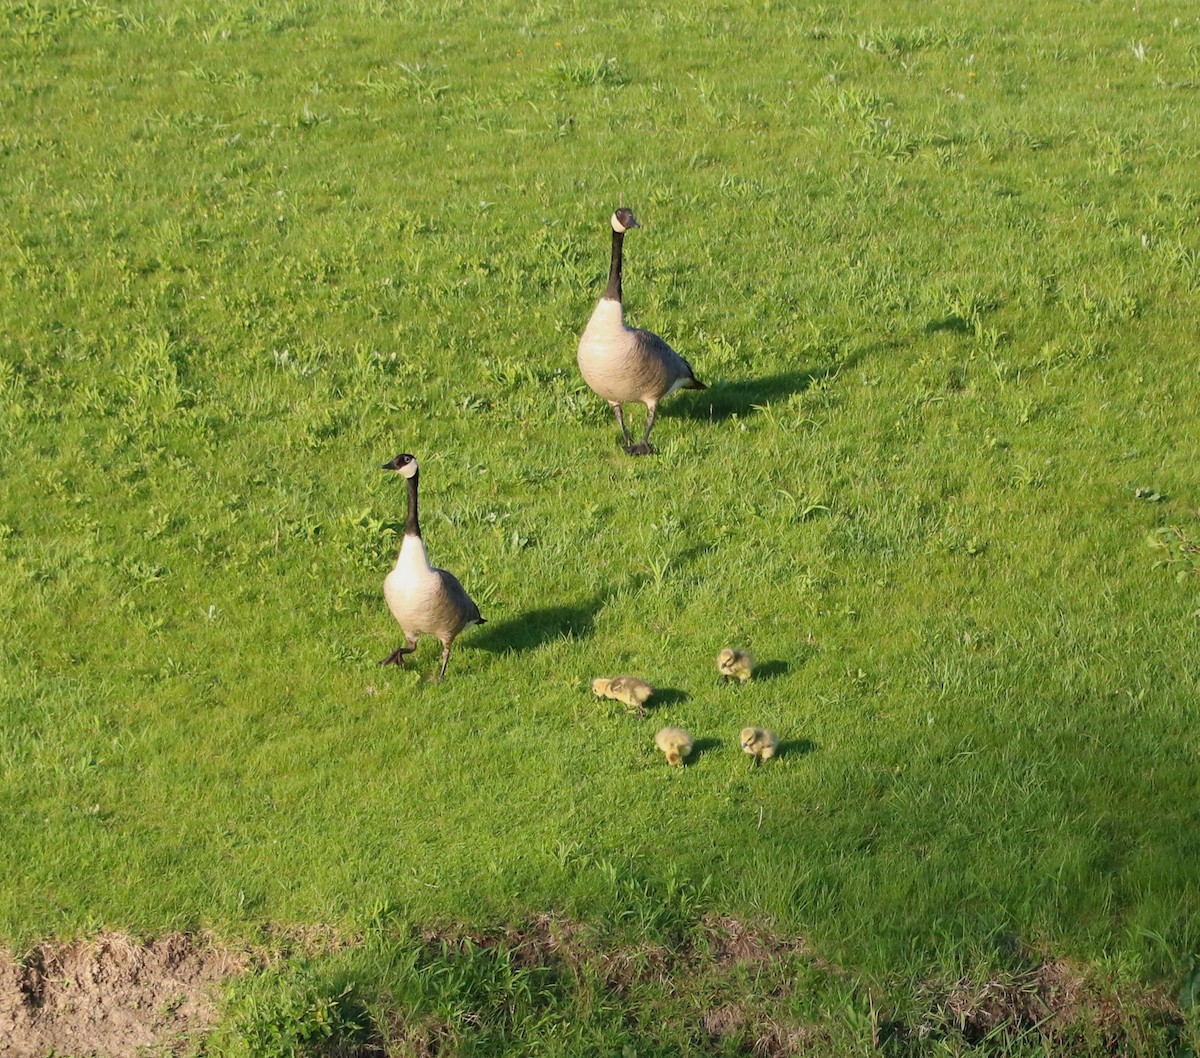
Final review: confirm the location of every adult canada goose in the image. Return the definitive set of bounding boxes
[380,454,485,679]
[577,208,706,455]
[654,726,694,766]
[592,675,654,717]
[739,726,778,764]
[717,648,755,684]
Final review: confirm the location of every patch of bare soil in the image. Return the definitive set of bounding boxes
[0,921,1183,1057]
[916,956,1182,1053]
[0,932,245,1058]
[701,1003,832,1057]
[412,914,831,1055]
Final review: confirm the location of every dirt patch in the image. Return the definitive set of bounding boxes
[701,1001,835,1057]
[917,955,1182,1052]
[939,958,1093,1040]
[409,914,830,1054]
[701,914,831,970]
[0,922,1184,1057]
[0,932,244,1058]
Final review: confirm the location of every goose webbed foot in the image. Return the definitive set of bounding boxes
[629,407,658,457]
[380,643,417,667]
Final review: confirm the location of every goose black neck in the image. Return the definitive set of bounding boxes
[404,472,421,538]
[603,228,624,301]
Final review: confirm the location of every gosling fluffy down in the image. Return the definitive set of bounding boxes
[654,726,693,766]
[592,676,654,716]
[739,726,778,764]
[717,648,755,684]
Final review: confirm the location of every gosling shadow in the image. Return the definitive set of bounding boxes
[777,738,817,759]
[754,660,790,683]
[925,315,972,336]
[687,736,724,764]
[648,687,689,710]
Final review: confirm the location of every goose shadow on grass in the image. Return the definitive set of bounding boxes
[673,370,826,423]
[470,596,607,655]
[471,547,713,657]
[667,346,877,424]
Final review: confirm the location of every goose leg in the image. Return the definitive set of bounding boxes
[437,641,454,681]
[609,401,634,450]
[628,402,658,456]
[380,635,417,667]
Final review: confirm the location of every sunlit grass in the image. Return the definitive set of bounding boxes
[1,0,1199,1050]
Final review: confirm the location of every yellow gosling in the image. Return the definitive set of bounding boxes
[592,675,654,716]
[654,726,694,766]
[717,648,755,684]
[739,726,778,765]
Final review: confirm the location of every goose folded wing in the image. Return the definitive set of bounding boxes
[630,328,703,386]
[434,567,484,625]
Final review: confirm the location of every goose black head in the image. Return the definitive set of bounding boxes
[611,207,640,233]
[383,453,419,479]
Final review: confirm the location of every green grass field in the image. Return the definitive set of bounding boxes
[3,0,1200,1052]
